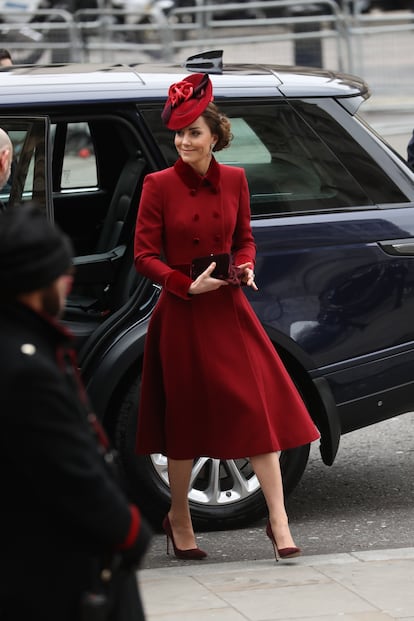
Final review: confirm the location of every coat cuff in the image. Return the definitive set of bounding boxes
[233,254,255,268]
[116,507,153,569]
[165,269,193,300]
[117,505,141,551]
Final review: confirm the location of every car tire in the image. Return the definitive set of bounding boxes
[114,375,310,530]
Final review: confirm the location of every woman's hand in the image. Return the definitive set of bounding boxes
[188,262,229,295]
[237,262,258,291]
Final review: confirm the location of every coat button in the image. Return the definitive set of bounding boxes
[190,189,196,196]
[21,343,36,355]
[193,237,200,244]
[214,234,221,242]
[213,211,220,218]
[101,568,112,582]
[193,214,200,222]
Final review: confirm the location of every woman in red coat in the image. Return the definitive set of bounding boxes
[134,73,319,561]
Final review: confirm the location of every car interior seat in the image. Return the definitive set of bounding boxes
[64,152,149,343]
[95,153,146,252]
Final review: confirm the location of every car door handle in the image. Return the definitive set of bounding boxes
[379,239,414,256]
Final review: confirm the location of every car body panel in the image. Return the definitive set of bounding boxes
[249,207,414,433]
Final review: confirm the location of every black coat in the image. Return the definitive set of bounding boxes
[0,302,151,621]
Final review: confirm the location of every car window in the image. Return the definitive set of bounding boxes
[289,100,409,207]
[142,100,408,217]
[62,122,97,190]
[215,103,374,215]
[0,118,51,212]
[217,118,272,164]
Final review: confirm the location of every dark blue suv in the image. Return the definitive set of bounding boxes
[1,53,414,529]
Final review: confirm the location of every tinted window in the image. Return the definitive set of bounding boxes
[216,103,374,215]
[0,119,49,211]
[290,100,408,207]
[142,100,408,217]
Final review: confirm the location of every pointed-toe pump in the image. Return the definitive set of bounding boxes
[162,515,208,560]
[266,520,301,562]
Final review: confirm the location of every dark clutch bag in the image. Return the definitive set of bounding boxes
[191,253,231,280]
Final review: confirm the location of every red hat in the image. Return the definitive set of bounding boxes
[161,73,213,130]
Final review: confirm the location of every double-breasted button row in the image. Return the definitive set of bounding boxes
[189,186,219,196]
[192,235,221,244]
[192,212,221,222]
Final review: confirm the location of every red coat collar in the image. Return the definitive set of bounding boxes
[174,157,220,194]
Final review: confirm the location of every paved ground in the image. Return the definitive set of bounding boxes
[139,546,414,620]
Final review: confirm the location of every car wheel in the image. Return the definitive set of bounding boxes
[114,375,310,529]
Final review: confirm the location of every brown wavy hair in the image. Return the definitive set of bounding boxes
[202,102,233,151]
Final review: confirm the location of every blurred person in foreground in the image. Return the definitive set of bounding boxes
[0,205,151,621]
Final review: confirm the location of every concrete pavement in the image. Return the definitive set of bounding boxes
[139,546,414,620]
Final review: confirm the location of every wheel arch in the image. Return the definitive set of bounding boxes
[265,325,341,467]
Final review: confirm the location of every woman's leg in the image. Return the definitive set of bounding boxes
[250,452,297,549]
[167,457,197,550]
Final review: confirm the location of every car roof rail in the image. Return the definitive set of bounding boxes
[184,50,223,74]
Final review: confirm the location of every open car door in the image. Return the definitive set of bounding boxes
[0,116,52,218]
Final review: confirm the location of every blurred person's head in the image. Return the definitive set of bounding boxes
[0,49,12,67]
[0,128,13,190]
[0,205,74,318]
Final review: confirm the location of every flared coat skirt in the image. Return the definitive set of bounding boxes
[136,284,319,459]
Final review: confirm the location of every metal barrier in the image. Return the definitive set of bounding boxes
[1,1,413,109]
[73,0,350,69]
[0,0,347,67]
[343,8,414,106]
[169,0,348,68]
[0,8,82,64]
[72,6,175,62]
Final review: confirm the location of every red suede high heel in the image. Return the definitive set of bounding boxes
[162,515,207,560]
[266,520,301,562]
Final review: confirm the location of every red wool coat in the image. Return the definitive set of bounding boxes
[134,157,319,459]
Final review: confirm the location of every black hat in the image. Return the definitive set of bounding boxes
[0,205,73,295]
